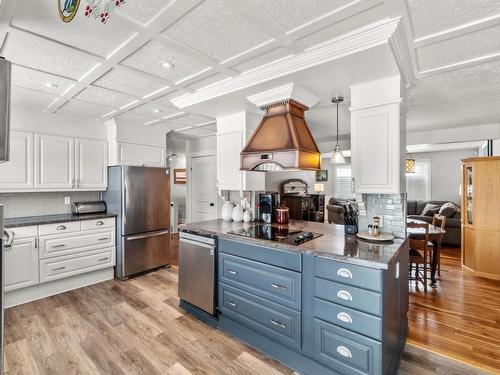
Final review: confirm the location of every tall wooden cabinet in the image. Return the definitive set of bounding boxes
[461,156,500,280]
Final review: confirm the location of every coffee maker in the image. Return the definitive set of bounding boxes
[258,192,279,223]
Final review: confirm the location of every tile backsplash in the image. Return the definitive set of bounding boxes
[357,193,407,238]
[0,191,101,218]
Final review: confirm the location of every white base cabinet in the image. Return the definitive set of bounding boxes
[4,218,116,308]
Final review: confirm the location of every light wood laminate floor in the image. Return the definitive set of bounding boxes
[408,247,500,374]
[4,263,489,374]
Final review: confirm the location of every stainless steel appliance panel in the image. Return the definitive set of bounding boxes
[123,229,170,278]
[178,232,216,315]
[0,58,11,163]
[123,166,170,235]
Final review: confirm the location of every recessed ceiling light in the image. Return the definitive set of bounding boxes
[152,109,161,114]
[162,62,174,69]
[44,82,58,89]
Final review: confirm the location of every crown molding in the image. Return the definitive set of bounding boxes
[171,17,415,109]
[388,18,416,88]
[246,83,320,109]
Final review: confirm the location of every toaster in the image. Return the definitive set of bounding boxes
[71,201,107,215]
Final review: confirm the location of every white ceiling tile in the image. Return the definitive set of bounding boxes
[57,99,115,118]
[121,40,210,82]
[11,65,76,95]
[407,0,500,38]
[407,59,500,131]
[115,111,156,125]
[417,23,500,71]
[2,31,100,79]
[129,101,181,119]
[163,0,272,62]
[296,5,385,48]
[93,67,170,97]
[233,48,292,73]
[11,86,58,109]
[10,0,134,58]
[116,0,174,25]
[253,0,353,31]
[173,113,215,125]
[187,72,232,90]
[74,86,136,108]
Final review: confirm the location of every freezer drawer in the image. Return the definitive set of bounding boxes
[122,229,170,278]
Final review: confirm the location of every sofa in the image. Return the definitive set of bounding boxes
[407,200,461,247]
[327,198,357,225]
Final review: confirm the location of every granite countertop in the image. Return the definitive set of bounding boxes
[5,212,117,228]
[181,219,406,269]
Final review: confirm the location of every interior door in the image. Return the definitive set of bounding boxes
[75,138,108,190]
[34,134,74,189]
[190,155,217,223]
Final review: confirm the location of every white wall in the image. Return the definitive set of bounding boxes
[493,138,500,156]
[414,148,477,204]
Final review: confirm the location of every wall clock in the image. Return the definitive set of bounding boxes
[58,0,81,23]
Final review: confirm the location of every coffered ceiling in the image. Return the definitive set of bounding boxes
[1,0,499,139]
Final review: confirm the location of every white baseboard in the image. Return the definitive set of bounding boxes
[5,267,114,309]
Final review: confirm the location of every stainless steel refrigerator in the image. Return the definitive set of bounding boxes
[103,166,171,280]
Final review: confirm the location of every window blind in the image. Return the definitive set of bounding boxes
[334,165,355,199]
[406,159,431,201]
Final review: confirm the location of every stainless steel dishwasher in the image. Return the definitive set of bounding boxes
[178,230,217,315]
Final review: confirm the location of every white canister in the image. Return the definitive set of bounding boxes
[221,200,233,222]
[243,210,252,223]
[232,204,244,222]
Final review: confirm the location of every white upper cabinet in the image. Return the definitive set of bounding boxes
[350,76,405,195]
[116,142,165,167]
[216,112,265,192]
[34,134,75,190]
[75,138,108,190]
[0,131,33,191]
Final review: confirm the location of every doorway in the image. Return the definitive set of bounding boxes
[189,154,218,223]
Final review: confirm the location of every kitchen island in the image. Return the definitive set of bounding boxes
[180,219,409,375]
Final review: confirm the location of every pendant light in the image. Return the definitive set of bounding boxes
[405,150,415,173]
[330,96,346,164]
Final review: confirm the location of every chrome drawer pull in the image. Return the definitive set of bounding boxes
[226,300,237,308]
[52,266,66,271]
[271,283,288,291]
[97,237,109,241]
[228,270,238,275]
[337,312,353,324]
[51,244,66,248]
[337,268,353,279]
[56,225,67,231]
[98,257,109,262]
[337,290,353,301]
[270,320,287,329]
[96,221,104,226]
[336,346,352,359]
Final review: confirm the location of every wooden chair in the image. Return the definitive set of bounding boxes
[431,214,447,276]
[408,222,430,293]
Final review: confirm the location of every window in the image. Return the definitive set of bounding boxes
[334,164,355,199]
[406,159,431,201]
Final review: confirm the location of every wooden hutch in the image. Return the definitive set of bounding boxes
[461,156,500,280]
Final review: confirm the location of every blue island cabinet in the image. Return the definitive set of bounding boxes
[217,238,409,375]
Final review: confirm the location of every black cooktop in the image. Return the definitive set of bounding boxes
[229,224,323,246]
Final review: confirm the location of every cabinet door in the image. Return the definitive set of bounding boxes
[117,142,165,167]
[0,131,33,191]
[216,131,243,191]
[351,103,401,194]
[34,134,74,189]
[5,238,39,292]
[75,138,108,190]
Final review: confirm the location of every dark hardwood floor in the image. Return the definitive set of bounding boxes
[408,246,500,373]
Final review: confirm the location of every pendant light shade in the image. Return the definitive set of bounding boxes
[330,96,346,164]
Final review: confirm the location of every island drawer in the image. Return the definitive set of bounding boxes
[314,258,382,292]
[315,278,382,317]
[219,253,301,310]
[219,283,301,350]
[314,298,382,341]
[219,239,301,272]
[314,318,381,375]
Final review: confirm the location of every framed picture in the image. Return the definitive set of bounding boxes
[174,168,187,184]
[316,169,328,182]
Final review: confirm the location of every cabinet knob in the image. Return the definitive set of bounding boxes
[270,319,287,329]
[337,290,353,301]
[337,268,353,279]
[271,283,288,291]
[336,346,352,358]
[337,312,353,324]
[56,225,67,231]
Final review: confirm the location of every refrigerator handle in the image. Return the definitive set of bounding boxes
[126,230,170,241]
[123,179,127,225]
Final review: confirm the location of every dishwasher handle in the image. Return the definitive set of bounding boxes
[180,237,216,250]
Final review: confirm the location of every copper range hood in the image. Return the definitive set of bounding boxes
[241,93,321,171]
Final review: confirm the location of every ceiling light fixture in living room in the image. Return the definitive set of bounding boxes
[406,150,415,173]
